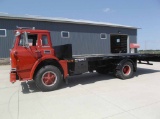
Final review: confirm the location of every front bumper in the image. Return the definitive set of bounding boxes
[10,72,16,83]
[10,68,17,83]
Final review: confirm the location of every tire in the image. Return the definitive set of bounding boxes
[114,61,134,79]
[35,65,62,91]
[96,67,109,74]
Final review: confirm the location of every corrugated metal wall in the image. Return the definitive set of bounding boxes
[0,18,137,58]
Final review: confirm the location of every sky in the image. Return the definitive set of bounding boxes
[0,0,160,50]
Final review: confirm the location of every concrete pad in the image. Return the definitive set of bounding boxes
[0,65,20,88]
[104,112,137,119]
[18,100,47,119]
[16,84,124,119]
[0,86,19,105]
[0,104,18,119]
[129,102,160,119]
[91,80,160,111]
[0,62,160,119]
[0,90,18,119]
[38,90,123,119]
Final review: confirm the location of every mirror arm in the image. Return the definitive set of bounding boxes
[24,32,29,48]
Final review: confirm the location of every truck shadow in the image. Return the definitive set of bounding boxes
[135,68,160,76]
[21,73,114,94]
[21,81,40,94]
[62,67,160,88]
[63,73,114,88]
[21,68,160,94]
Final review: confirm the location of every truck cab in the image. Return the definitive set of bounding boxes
[10,27,68,91]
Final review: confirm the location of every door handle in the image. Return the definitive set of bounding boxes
[35,50,40,53]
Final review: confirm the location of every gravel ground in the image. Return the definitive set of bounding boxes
[0,58,10,65]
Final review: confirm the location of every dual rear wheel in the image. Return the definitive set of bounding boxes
[96,61,134,80]
[114,61,134,79]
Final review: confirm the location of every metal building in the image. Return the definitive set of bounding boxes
[0,14,138,58]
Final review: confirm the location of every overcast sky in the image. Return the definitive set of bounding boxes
[0,0,160,50]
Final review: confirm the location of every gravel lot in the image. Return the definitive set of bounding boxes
[0,58,10,65]
[0,62,160,119]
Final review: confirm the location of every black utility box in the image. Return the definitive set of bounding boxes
[68,61,88,75]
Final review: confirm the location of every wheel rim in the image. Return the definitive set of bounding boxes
[122,65,131,75]
[41,71,57,86]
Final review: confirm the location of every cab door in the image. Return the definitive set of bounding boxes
[16,33,40,79]
[39,33,54,57]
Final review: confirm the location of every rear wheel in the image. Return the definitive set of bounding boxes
[114,61,134,79]
[35,65,62,91]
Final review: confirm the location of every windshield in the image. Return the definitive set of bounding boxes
[12,36,16,48]
[12,31,21,48]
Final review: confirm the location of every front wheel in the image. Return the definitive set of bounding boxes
[114,61,134,79]
[35,65,62,91]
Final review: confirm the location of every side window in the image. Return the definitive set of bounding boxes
[19,34,25,46]
[0,29,7,37]
[42,35,49,46]
[18,34,38,46]
[100,33,107,39]
[28,34,38,46]
[61,31,69,38]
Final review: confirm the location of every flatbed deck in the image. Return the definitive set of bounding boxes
[54,44,160,62]
[73,53,160,62]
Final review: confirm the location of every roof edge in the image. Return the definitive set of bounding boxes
[0,14,140,29]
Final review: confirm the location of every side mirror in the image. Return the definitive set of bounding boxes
[15,31,20,36]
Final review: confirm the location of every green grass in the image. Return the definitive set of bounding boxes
[138,50,160,54]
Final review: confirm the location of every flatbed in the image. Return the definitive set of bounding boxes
[73,53,160,62]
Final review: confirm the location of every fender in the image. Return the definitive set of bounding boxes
[29,55,59,79]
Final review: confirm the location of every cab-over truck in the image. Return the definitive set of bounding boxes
[10,27,160,91]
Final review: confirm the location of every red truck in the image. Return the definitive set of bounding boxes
[10,27,160,91]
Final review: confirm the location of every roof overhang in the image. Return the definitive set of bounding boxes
[0,14,140,29]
